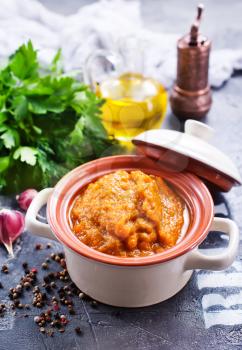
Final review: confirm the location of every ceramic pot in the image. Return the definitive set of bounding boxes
[26,155,239,307]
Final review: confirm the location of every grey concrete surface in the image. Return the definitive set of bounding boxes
[1,1,242,350]
[39,0,242,49]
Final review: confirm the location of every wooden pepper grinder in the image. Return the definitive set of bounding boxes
[170,4,212,120]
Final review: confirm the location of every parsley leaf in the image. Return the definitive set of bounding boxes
[12,95,28,121]
[0,41,121,193]
[9,41,38,80]
[13,146,38,166]
[0,128,19,149]
[0,156,10,172]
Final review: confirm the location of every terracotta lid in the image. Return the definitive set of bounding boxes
[132,120,241,192]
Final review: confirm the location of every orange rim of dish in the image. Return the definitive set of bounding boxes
[47,155,214,266]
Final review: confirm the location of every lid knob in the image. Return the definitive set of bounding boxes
[185,119,214,142]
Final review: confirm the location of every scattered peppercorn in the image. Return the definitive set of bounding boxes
[13,293,18,299]
[69,308,75,315]
[16,284,22,293]
[53,304,59,312]
[48,272,55,280]
[55,255,61,263]
[22,262,28,269]
[43,276,50,284]
[75,327,82,335]
[33,286,40,293]
[60,259,66,268]
[60,315,68,325]
[90,300,98,308]
[1,249,91,337]
[42,262,48,270]
[40,327,45,333]
[1,265,9,274]
[45,285,52,293]
[50,282,56,289]
[24,282,31,289]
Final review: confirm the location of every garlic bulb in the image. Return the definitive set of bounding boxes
[16,189,38,211]
[0,209,25,256]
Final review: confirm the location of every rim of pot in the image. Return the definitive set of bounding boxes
[47,155,214,266]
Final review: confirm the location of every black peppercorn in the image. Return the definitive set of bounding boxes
[43,276,50,283]
[90,300,98,308]
[75,327,82,335]
[69,308,75,315]
[50,282,56,288]
[22,262,28,269]
[42,262,48,270]
[1,265,9,273]
[55,255,61,263]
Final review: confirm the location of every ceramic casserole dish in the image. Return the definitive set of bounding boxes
[26,120,241,307]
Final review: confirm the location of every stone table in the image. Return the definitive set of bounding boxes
[0,1,242,349]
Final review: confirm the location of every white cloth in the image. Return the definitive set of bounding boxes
[0,0,241,88]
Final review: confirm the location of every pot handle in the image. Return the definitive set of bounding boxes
[184,217,239,271]
[25,188,58,241]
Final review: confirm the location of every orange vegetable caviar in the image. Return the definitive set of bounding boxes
[70,170,185,257]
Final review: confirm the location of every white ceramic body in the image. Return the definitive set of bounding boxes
[64,245,192,307]
[26,188,239,307]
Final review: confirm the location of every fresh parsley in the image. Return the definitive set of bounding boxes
[0,41,120,193]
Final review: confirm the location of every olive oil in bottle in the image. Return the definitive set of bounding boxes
[96,73,167,141]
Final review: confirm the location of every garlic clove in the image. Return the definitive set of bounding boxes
[3,241,14,257]
[16,189,38,211]
[0,209,25,257]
